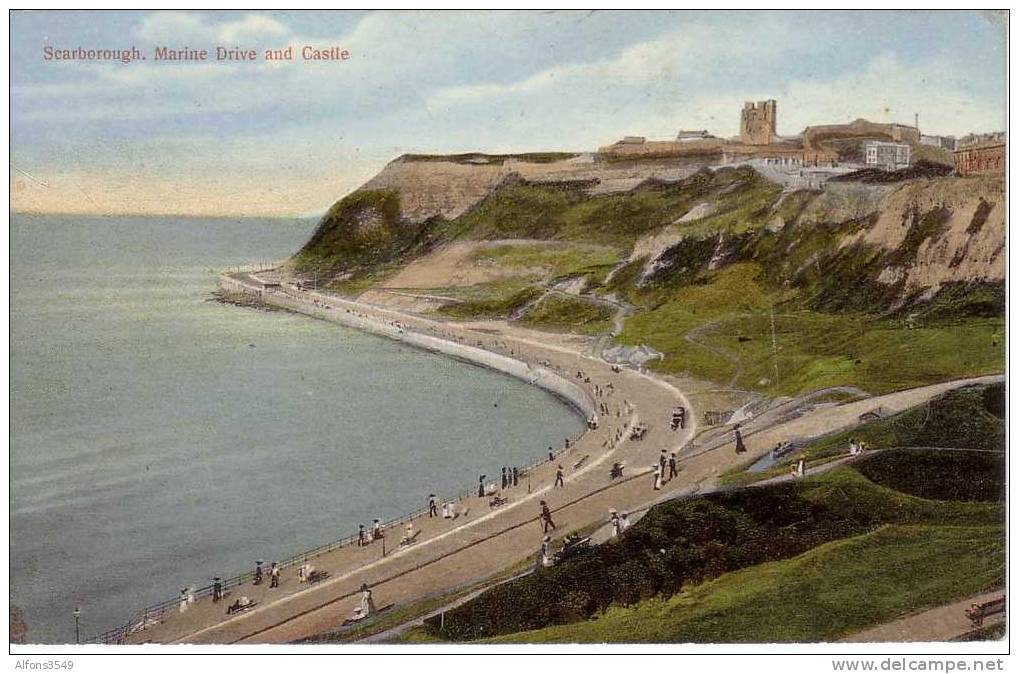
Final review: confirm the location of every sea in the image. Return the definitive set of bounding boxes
[9,214,585,643]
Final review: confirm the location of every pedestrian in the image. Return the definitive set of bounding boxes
[548,447,554,462]
[478,474,486,498]
[501,467,508,490]
[428,494,438,517]
[659,449,667,475]
[618,511,631,532]
[358,523,367,546]
[179,587,188,613]
[554,465,565,488]
[668,452,678,480]
[269,562,280,588]
[540,536,554,567]
[298,561,307,584]
[734,424,747,454]
[187,586,195,605]
[253,560,263,586]
[540,500,557,533]
[372,519,383,541]
[652,464,662,490]
[442,501,451,518]
[513,467,519,487]
[212,578,223,603]
[359,583,376,617]
[678,406,686,429]
[609,509,621,538]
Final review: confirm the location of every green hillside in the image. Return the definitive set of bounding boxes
[290,166,1003,396]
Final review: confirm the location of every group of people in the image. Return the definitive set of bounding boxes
[670,406,687,430]
[651,449,679,490]
[609,508,631,538]
[353,519,389,547]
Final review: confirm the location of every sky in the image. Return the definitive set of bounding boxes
[9,10,1008,217]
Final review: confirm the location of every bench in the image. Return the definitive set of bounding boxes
[965,596,1005,626]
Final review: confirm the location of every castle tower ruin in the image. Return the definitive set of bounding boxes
[740,99,777,145]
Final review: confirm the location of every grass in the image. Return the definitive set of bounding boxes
[518,294,615,335]
[485,523,1004,643]
[617,263,1004,396]
[418,442,1003,642]
[470,242,621,286]
[719,383,1005,487]
[435,281,543,320]
[447,168,771,248]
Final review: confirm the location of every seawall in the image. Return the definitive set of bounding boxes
[218,274,598,421]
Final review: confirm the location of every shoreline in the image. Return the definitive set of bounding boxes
[104,271,999,645]
[95,270,666,643]
[218,273,601,421]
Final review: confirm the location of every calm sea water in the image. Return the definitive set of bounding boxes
[9,214,584,643]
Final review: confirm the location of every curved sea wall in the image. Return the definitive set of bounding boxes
[218,274,597,421]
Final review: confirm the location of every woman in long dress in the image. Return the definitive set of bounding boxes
[360,584,376,617]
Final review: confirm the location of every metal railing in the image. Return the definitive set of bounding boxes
[88,418,588,644]
[90,273,614,644]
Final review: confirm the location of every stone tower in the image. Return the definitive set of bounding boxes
[740,100,777,145]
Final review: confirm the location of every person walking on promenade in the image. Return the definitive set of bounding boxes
[540,500,557,533]
[253,560,263,586]
[554,465,565,489]
[372,519,383,541]
[609,509,622,538]
[269,562,280,589]
[179,587,188,613]
[658,449,667,476]
[734,424,747,454]
[513,467,519,487]
[668,452,679,480]
[502,467,508,490]
[478,475,486,498]
[188,586,195,606]
[212,578,223,603]
[652,463,662,490]
[358,524,367,547]
[548,447,554,462]
[360,583,377,617]
[677,406,686,430]
[428,494,438,518]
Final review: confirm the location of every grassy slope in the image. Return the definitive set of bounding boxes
[486,523,1003,643]
[294,169,1002,398]
[720,382,1005,487]
[518,294,615,335]
[415,444,1002,642]
[618,262,1003,395]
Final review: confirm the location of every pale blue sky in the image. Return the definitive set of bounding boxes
[10,10,1008,215]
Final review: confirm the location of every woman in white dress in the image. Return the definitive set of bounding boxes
[359,584,376,617]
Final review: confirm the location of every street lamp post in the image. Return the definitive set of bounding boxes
[73,607,81,644]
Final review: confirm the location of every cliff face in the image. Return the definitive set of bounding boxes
[293,152,1003,317]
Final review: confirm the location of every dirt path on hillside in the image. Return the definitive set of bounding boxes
[842,590,1005,643]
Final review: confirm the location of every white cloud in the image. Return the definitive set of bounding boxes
[218,14,290,43]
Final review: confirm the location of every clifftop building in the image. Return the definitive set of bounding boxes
[740,100,777,145]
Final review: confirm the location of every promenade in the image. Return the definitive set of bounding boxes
[118,272,1000,645]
